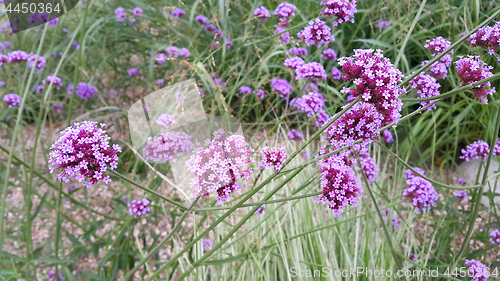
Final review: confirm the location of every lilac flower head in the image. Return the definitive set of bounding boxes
[128,198,150,218]
[142,131,193,162]
[254,6,271,20]
[490,229,500,247]
[295,62,327,80]
[421,37,453,80]
[315,110,330,127]
[130,18,136,24]
[156,53,167,64]
[254,89,265,99]
[7,50,29,63]
[255,205,265,217]
[331,67,342,80]
[409,253,417,262]
[287,47,308,56]
[284,56,305,69]
[297,92,324,117]
[3,93,21,108]
[27,54,46,72]
[287,129,303,140]
[270,78,294,98]
[213,29,223,38]
[380,208,402,233]
[69,82,97,100]
[325,102,383,149]
[239,86,251,95]
[321,48,337,61]
[114,7,124,15]
[297,18,334,47]
[180,47,190,58]
[338,49,405,126]
[155,114,177,127]
[43,75,63,89]
[316,152,362,217]
[260,146,287,172]
[133,7,143,16]
[187,128,255,203]
[274,26,290,44]
[455,56,495,103]
[382,129,394,143]
[211,40,220,50]
[202,238,212,251]
[460,140,490,162]
[48,121,121,188]
[4,41,10,48]
[404,167,426,180]
[166,46,179,58]
[128,68,140,76]
[273,3,296,22]
[226,38,233,49]
[46,269,64,281]
[467,21,500,58]
[157,79,164,85]
[205,24,216,32]
[403,168,438,212]
[454,190,468,201]
[172,8,186,18]
[464,259,489,281]
[320,0,357,26]
[196,15,208,25]
[375,21,390,30]
[409,73,441,111]
[458,178,466,185]
[53,103,63,112]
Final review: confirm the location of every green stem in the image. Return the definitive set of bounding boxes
[394,0,427,68]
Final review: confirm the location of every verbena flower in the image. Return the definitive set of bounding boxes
[321,48,337,61]
[409,253,417,262]
[454,190,468,201]
[404,167,426,180]
[464,259,489,281]
[187,128,255,203]
[68,82,97,100]
[116,11,126,21]
[27,54,46,72]
[213,29,223,38]
[297,92,324,117]
[353,145,379,184]
[380,208,402,234]
[274,27,290,44]
[156,53,167,64]
[284,56,305,69]
[409,73,441,111]
[133,7,143,16]
[254,89,265,99]
[273,3,296,23]
[458,178,466,185]
[48,121,121,188]
[260,146,287,172]
[287,47,308,56]
[54,103,63,112]
[382,129,393,143]
[316,152,362,217]
[166,46,179,57]
[239,86,251,94]
[254,6,271,20]
[211,40,220,50]
[490,229,500,247]
[339,49,405,126]
[270,78,294,98]
[467,21,500,59]
[128,68,140,76]
[421,36,453,80]
[460,140,490,161]
[196,15,208,25]
[403,168,438,212]
[130,18,136,24]
[295,62,327,80]
[375,21,390,30]
[180,47,190,58]
[128,198,151,218]
[115,7,124,15]
[331,67,341,79]
[43,75,63,89]
[172,8,186,17]
[455,55,495,103]
[325,102,383,149]
[202,238,212,251]
[46,269,64,281]
[320,0,357,26]
[287,129,303,140]
[155,114,177,127]
[7,50,29,63]
[297,18,334,47]
[142,131,193,162]
[255,205,265,217]
[315,110,330,127]
[3,93,20,108]
[157,79,164,85]
[226,38,233,49]
[205,24,216,32]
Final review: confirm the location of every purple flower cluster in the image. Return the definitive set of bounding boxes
[454,190,468,201]
[155,114,177,127]
[409,73,441,111]
[375,21,390,30]
[321,48,337,61]
[421,36,453,80]
[273,3,296,25]
[260,146,287,172]
[382,129,394,143]
[273,27,291,44]
[196,15,208,25]
[187,129,255,203]
[48,121,121,188]
[115,7,126,21]
[467,21,500,58]
[202,238,212,251]
[380,208,402,233]
[320,0,357,26]
[239,86,251,95]
[284,56,305,69]
[325,102,383,149]
[27,54,46,72]
[43,75,63,89]
[403,168,438,212]
[331,67,342,79]
[296,62,327,80]
[490,229,500,247]
[254,89,265,99]
[315,110,330,127]
[172,8,186,18]
[68,82,97,100]
[339,49,405,126]
[133,7,143,16]
[354,145,379,184]
[316,152,362,217]
[128,68,140,76]
[270,78,294,98]
[455,56,495,103]
[6,50,29,63]
[295,92,324,117]
[287,47,308,56]
[255,205,265,217]
[142,131,193,162]
[458,178,466,185]
[465,259,489,281]
[460,140,490,161]
[3,93,21,108]
[254,6,271,20]
[46,269,64,281]
[297,18,334,47]
[287,129,303,140]
[128,198,151,218]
